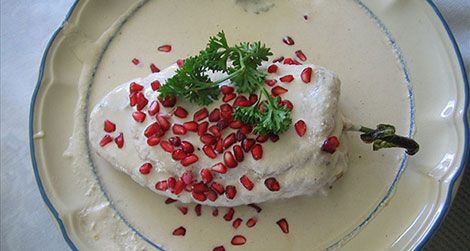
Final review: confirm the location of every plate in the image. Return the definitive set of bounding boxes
[30,0,468,250]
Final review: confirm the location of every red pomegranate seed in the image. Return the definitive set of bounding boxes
[129,82,144,93]
[203,145,217,159]
[248,203,262,213]
[301,67,313,84]
[194,108,209,122]
[167,177,176,189]
[282,36,295,45]
[209,108,221,122]
[232,218,243,229]
[183,121,198,132]
[174,106,188,118]
[223,133,237,149]
[147,101,160,116]
[100,135,113,147]
[241,124,253,134]
[231,235,246,246]
[212,208,219,217]
[224,208,235,221]
[233,96,251,107]
[181,154,199,166]
[217,119,230,131]
[276,218,289,234]
[136,93,148,111]
[215,139,224,153]
[269,134,280,142]
[155,180,168,191]
[115,133,124,148]
[172,226,186,236]
[200,169,213,184]
[249,94,258,105]
[283,57,301,65]
[211,182,225,194]
[144,122,160,138]
[168,136,181,146]
[220,85,234,94]
[273,56,285,63]
[156,115,171,131]
[160,140,174,153]
[236,130,246,142]
[224,151,238,168]
[251,144,263,160]
[139,163,152,174]
[180,141,194,153]
[157,44,172,52]
[200,134,216,145]
[271,86,288,96]
[223,93,236,102]
[151,80,161,91]
[295,120,307,137]
[103,120,116,132]
[233,145,244,162]
[172,149,187,160]
[165,198,177,204]
[132,111,146,122]
[256,134,269,143]
[280,74,294,83]
[208,125,221,138]
[150,63,160,73]
[206,190,218,201]
[241,138,256,152]
[131,58,140,65]
[176,59,184,68]
[172,124,187,135]
[267,64,278,73]
[173,180,184,195]
[181,171,193,185]
[295,50,307,61]
[193,182,209,194]
[230,120,242,129]
[178,206,188,215]
[321,136,340,154]
[265,79,277,86]
[195,204,202,216]
[198,121,209,136]
[211,162,228,174]
[147,136,161,146]
[280,99,294,111]
[264,178,281,191]
[246,217,257,227]
[220,103,233,113]
[192,191,206,202]
[240,175,254,191]
[225,186,236,200]
[158,95,177,107]
[129,92,137,107]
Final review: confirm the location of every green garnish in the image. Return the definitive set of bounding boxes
[158,31,272,105]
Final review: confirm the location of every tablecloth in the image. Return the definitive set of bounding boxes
[0,0,468,250]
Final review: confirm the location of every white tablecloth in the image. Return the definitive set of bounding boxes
[0,1,468,250]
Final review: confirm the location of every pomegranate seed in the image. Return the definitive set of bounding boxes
[160,140,174,153]
[194,108,209,122]
[249,94,258,105]
[295,50,307,61]
[151,80,161,91]
[156,114,171,131]
[208,125,221,138]
[256,134,269,143]
[240,175,254,191]
[131,58,140,65]
[167,177,176,189]
[264,178,281,191]
[283,57,301,65]
[216,119,230,131]
[172,226,186,236]
[215,139,224,153]
[173,106,188,118]
[248,203,262,213]
[139,163,152,174]
[198,121,209,136]
[201,134,216,145]
[251,144,263,160]
[193,182,209,194]
[132,111,146,122]
[211,162,228,174]
[158,95,177,107]
[168,136,181,146]
[240,124,253,135]
[209,108,221,122]
[223,133,237,149]
[172,149,187,160]
[280,99,294,110]
[295,120,307,137]
[136,92,148,111]
[224,151,238,168]
[282,36,295,45]
[147,136,161,146]
[183,121,198,132]
[181,171,193,185]
[230,120,242,129]
[206,190,218,201]
[241,138,256,152]
[100,135,113,147]
[157,44,172,52]
[276,218,289,234]
[265,79,277,86]
[220,103,233,113]
[224,208,235,221]
[280,74,294,83]
[271,86,288,96]
[273,56,285,63]
[144,123,160,138]
[103,120,116,132]
[181,154,198,166]
[211,182,225,194]
[173,180,184,195]
[267,134,279,142]
[232,218,243,229]
[165,198,177,204]
[195,204,202,216]
[155,180,168,191]
[200,169,213,184]
[147,101,160,116]
[246,217,257,227]
[178,206,188,215]
[233,96,251,107]
[233,145,244,162]
[301,67,313,83]
[236,130,246,142]
[223,93,236,102]
[203,145,217,159]
[213,245,225,251]
[231,235,246,246]
[172,124,187,135]
[225,186,236,200]
[180,141,194,153]
[192,191,206,202]
[220,85,234,94]
[150,63,160,73]
[176,59,184,68]
[267,64,278,73]
[212,208,219,217]
[321,136,340,154]
[129,92,137,107]
[129,82,144,93]
[114,133,124,148]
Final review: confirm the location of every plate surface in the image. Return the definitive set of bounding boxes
[30,0,468,250]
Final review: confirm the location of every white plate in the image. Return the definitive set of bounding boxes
[30,0,468,250]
